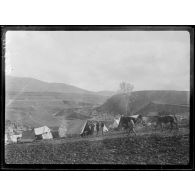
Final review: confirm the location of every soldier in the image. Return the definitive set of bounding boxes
[128,119,136,135]
[90,122,95,135]
[100,122,104,135]
[96,122,99,136]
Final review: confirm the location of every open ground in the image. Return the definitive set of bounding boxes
[5,127,189,164]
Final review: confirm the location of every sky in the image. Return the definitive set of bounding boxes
[5,30,190,92]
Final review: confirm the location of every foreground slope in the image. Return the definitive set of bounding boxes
[5,131,189,164]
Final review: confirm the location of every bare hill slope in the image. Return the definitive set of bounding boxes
[6,76,92,94]
[98,90,190,115]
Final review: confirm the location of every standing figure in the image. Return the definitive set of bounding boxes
[90,123,95,135]
[128,119,136,135]
[96,122,99,136]
[100,122,104,135]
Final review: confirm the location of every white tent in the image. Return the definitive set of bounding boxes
[109,118,120,129]
[5,134,8,145]
[80,121,88,135]
[103,124,109,132]
[42,132,53,139]
[10,134,22,143]
[113,119,120,127]
[34,126,53,139]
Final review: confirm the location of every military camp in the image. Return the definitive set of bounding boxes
[4,30,190,165]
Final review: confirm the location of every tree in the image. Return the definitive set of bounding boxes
[119,81,134,95]
[118,81,134,115]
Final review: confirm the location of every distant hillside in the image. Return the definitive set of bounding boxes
[136,102,189,116]
[98,90,190,115]
[65,111,90,120]
[5,91,106,127]
[96,90,116,97]
[5,76,112,128]
[6,76,92,94]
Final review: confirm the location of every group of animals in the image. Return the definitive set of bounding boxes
[80,114,179,137]
[118,114,179,133]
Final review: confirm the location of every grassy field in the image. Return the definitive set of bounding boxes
[5,129,189,165]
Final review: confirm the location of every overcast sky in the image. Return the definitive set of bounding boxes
[5,31,190,92]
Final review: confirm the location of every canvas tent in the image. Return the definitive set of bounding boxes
[34,126,53,140]
[5,134,9,145]
[80,121,90,135]
[10,134,22,143]
[109,118,120,129]
[51,131,59,139]
[103,124,109,132]
[59,119,87,137]
[112,119,120,128]
[5,132,22,144]
[21,130,35,143]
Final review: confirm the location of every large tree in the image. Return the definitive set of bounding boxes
[118,81,134,115]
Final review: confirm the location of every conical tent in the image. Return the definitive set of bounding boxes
[58,119,87,137]
[103,124,109,132]
[113,119,119,128]
[80,121,88,135]
[109,118,120,129]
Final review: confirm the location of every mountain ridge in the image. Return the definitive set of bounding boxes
[6,76,93,94]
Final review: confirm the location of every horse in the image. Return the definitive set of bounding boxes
[155,115,178,130]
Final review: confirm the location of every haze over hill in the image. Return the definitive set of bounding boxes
[98,90,190,115]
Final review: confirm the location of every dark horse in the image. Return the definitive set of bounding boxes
[118,115,143,130]
[155,115,178,130]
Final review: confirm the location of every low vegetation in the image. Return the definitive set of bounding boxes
[5,130,189,164]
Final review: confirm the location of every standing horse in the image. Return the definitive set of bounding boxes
[155,115,178,130]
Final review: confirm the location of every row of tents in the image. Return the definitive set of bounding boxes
[5,118,121,144]
[5,126,54,144]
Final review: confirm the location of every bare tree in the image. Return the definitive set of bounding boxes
[118,81,134,115]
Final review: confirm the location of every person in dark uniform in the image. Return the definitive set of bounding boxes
[101,122,104,135]
[128,119,136,135]
[96,122,99,136]
[90,123,95,135]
